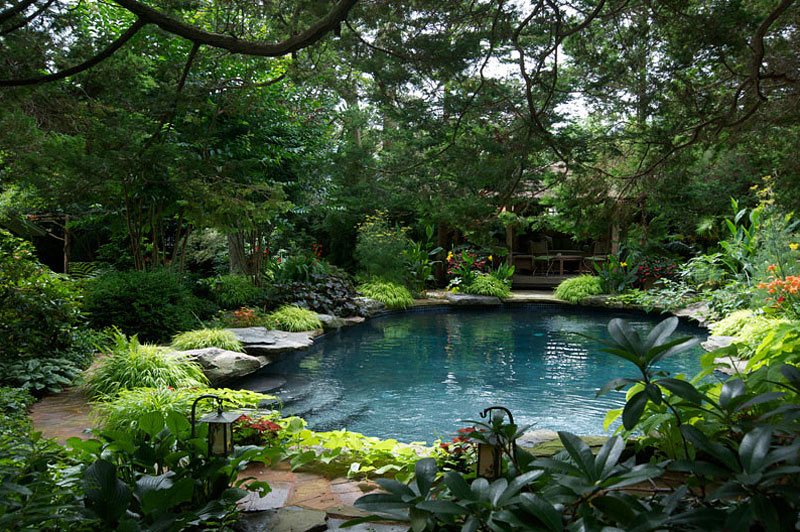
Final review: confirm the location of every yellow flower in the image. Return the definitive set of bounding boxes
[488,255,493,261]
[446,251,454,260]
[790,243,799,251]
[620,261,627,267]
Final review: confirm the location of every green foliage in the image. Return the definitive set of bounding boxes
[203,274,262,309]
[710,311,791,358]
[275,417,433,481]
[355,214,411,283]
[269,251,332,284]
[171,328,244,352]
[461,273,511,298]
[403,225,444,294]
[84,333,208,400]
[0,229,84,359]
[82,270,205,343]
[608,279,699,312]
[594,255,637,293]
[0,387,34,436]
[68,411,270,529]
[266,305,323,332]
[358,280,414,310]
[554,275,603,303]
[91,386,274,432]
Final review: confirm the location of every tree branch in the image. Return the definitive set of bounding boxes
[112,0,357,56]
[0,0,54,36]
[0,0,37,26]
[0,18,146,86]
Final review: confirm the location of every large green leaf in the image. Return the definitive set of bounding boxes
[413,458,437,497]
[658,378,708,406]
[643,317,678,352]
[622,390,648,431]
[738,427,772,474]
[594,436,625,479]
[558,432,596,480]
[83,459,132,524]
[518,493,562,531]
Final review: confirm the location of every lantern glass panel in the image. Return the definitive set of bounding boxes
[477,443,499,478]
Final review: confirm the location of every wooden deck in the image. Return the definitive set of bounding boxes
[511,273,576,289]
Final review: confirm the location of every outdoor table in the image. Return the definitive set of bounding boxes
[551,254,583,275]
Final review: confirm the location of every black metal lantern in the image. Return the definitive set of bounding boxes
[190,394,239,457]
[476,406,518,480]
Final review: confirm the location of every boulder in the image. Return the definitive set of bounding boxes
[354,297,386,317]
[317,313,347,330]
[444,293,502,306]
[702,335,736,352]
[227,328,321,362]
[342,316,366,327]
[673,301,710,326]
[178,347,263,385]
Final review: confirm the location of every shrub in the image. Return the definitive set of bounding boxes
[354,214,410,282]
[203,274,262,309]
[266,305,323,332]
[357,280,414,310]
[269,252,332,283]
[82,269,204,343]
[83,333,207,399]
[710,311,791,357]
[171,328,243,352]
[266,273,364,317]
[0,387,34,435]
[0,229,84,359]
[462,273,511,298]
[91,386,274,431]
[555,275,604,303]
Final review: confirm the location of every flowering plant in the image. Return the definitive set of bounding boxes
[446,249,488,290]
[634,256,679,289]
[233,414,282,445]
[439,427,478,472]
[759,264,800,319]
[230,307,260,327]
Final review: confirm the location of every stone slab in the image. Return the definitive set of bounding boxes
[179,347,264,385]
[354,297,386,317]
[228,328,320,360]
[702,335,736,352]
[443,293,502,306]
[238,483,292,512]
[317,314,347,330]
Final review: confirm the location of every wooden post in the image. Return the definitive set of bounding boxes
[63,215,70,274]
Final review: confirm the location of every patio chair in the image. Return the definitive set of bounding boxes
[531,241,554,276]
[582,241,610,272]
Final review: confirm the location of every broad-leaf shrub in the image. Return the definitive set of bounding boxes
[171,328,244,352]
[82,269,205,342]
[266,305,323,331]
[68,411,270,529]
[461,273,511,298]
[554,275,603,303]
[0,230,83,359]
[710,310,791,358]
[358,280,414,309]
[355,214,410,282]
[83,332,208,399]
[202,274,262,309]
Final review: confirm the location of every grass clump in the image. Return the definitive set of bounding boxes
[92,386,275,431]
[267,305,323,332]
[462,273,511,298]
[84,332,208,399]
[171,328,243,352]
[357,280,414,309]
[555,275,604,303]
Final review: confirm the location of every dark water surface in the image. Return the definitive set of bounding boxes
[238,305,705,443]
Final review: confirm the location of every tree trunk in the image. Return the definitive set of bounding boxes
[228,232,247,274]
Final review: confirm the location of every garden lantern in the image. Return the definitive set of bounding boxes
[190,394,239,457]
[476,406,518,480]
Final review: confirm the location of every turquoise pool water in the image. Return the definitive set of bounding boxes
[238,305,705,443]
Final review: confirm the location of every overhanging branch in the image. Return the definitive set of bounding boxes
[112,0,357,56]
[0,18,146,86]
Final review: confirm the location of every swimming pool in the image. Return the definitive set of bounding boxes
[235,305,706,443]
